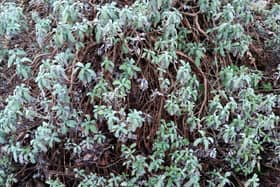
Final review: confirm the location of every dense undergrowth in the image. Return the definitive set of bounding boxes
[0,0,280,186]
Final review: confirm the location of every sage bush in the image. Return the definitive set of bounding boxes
[0,0,279,186]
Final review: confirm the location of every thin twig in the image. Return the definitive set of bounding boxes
[194,15,208,39]
[68,52,79,94]
[182,11,199,17]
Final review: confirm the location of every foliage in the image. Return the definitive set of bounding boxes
[0,2,26,38]
[0,0,279,186]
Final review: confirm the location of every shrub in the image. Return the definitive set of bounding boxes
[0,0,279,186]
